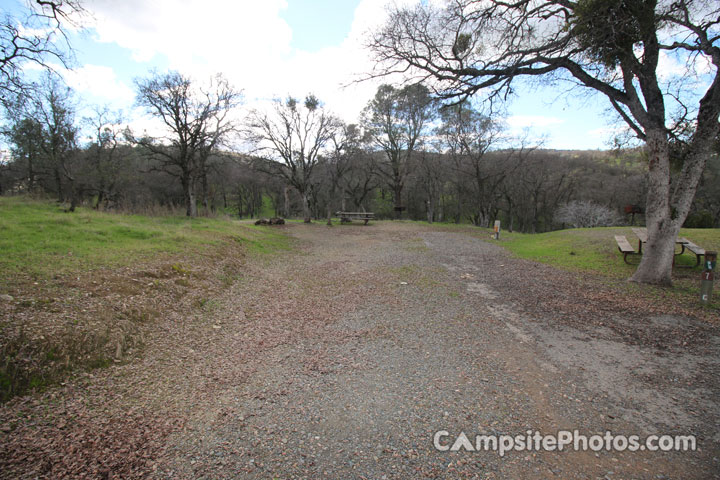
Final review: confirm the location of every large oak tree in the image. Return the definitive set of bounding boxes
[134,71,241,217]
[246,95,340,223]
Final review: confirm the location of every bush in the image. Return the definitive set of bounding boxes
[684,210,715,228]
[554,200,621,228]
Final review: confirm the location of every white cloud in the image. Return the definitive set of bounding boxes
[80,0,403,125]
[506,115,564,128]
[656,50,689,81]
[61,64,135,105]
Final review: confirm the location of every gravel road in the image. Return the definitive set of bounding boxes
[2,222,718,479]
[160,222,720,479]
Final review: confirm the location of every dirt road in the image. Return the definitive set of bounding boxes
[2,222,719,478]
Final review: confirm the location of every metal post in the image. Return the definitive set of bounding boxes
[493,220,501,240]
[701,251,716,305]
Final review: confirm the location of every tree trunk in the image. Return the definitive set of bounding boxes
[68,191,78,212]
[202,172,209,216]
[183,175,197,217]
[284,185,291,218]
[27,156,36,192]
[507,199,514,233]
[302,192,311,223]
[630,127,714,285]
[326,204,333,225]
[326,185,335,225]
[393,184,403,219]
[95,190,104,210]
[237,188,243,218]
[66,180,78,212]
[54,166,64,202]
[630,131,675,285]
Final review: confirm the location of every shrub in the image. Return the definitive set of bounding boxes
[554,201,621,228]
[683,210,715,228]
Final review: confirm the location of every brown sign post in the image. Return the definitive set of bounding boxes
[701,251,716,305]
[493,220,501,240]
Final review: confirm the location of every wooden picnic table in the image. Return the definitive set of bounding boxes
[335,211,375,225]
[630,227,705,267]
[631,227,685,254]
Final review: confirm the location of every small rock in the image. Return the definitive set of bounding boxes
[0,294,13,302]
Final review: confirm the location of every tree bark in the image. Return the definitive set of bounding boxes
[95,190,104,210]
[54,166,64,202]
[302,191,311,223]
[326,185,335,225]
[183,175,197,217]
[284,185,290,218]
[630,130,674,284]
[426,199,434,223]
[393,183,403,219]
[202,171,209,216]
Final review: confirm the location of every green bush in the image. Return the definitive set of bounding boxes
[684,211,715,228]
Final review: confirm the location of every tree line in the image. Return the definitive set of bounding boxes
[1,70,717,232]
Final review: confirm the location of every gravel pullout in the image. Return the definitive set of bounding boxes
[160,223,720,479]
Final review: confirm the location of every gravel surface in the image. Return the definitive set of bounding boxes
[2,222,719,479]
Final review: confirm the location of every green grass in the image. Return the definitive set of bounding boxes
[258,194,276,218]
[0,197,291,285]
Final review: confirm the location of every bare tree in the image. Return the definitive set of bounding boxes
[369,0,720,285]
[133,71,241,217]
[321,123,365,224]
[246,95,340,223]
[1,0,84,105]
[342,151,378,211]
[362,84,436,218]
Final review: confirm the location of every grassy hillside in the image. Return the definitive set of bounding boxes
[0,197,291,401]
[0,197,289,285]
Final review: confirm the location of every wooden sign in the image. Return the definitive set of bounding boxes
[701,251,716,305]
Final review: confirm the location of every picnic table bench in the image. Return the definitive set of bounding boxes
[614,228,706,267]
[335,211,375,225]
[681,239,706,268]
[614,235,637,264]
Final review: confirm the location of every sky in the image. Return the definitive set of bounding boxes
[3,0,665,150]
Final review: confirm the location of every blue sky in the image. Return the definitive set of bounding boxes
[4,0,652,150]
